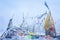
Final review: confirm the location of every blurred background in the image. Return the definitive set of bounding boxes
[0,0,60,37]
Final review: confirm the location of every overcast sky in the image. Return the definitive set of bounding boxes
[0,0,60,35]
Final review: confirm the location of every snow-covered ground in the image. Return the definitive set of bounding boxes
[1,36,59,40]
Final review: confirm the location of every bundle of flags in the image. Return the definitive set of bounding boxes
[44,2,56,38]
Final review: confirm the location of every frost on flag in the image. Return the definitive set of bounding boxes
[44,1,49,9]
[44,11,56,37]
[7,18,13,30]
